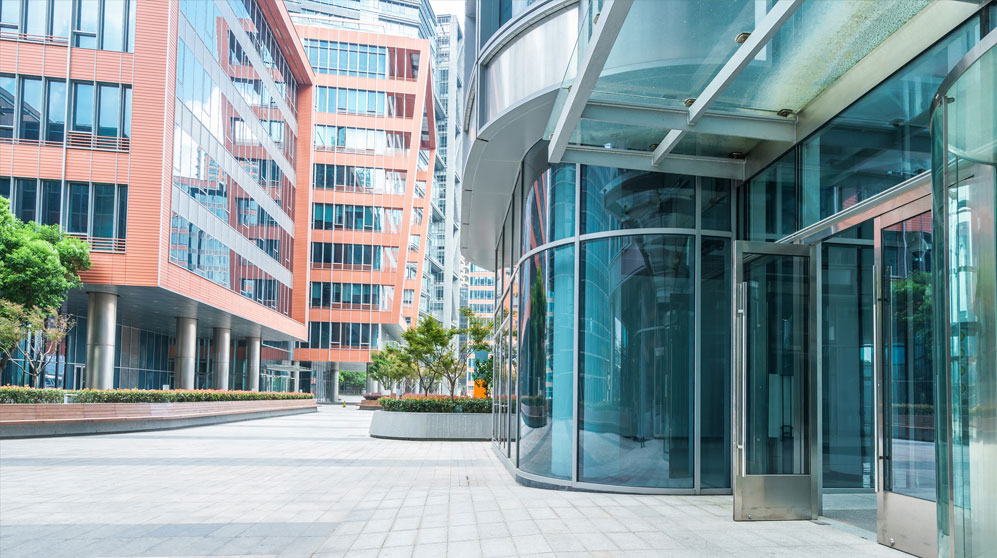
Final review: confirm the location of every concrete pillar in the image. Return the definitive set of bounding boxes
[292,366,300,393]
[246,337,260,392]
[331,366,340,402]
[212,328,231,390]
[84,292,117,389]
[176,317,197,390]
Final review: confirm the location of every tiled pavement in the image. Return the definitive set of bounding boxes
[0,406,904,557]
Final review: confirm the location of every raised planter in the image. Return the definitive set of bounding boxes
[0,398,317,438]
[369,410,491,441]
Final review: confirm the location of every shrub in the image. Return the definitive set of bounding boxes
[0,386,66,404]
[71,389,314,403]
[379,395,491,413]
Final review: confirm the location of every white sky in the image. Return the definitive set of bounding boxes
[430,0,466,21]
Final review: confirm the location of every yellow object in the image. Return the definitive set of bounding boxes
[473,380,487,399]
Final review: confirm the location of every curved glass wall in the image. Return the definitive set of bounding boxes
[931,32,996,558]
[492,141,733,492]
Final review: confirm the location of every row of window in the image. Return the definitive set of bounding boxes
[303,39,389,79]
[313,125,409,154]
[226,0,298,111]
[1,177,127,242]
[312,203,403,233]
[310,242,399,271]
[314,87,416,118]
[310,282,391,308]
[470,303,494,315]
[0,0,135,52]
[469,276,495,287]
[0,75,131,143]
[305,322,379,348]
[313,163,407,194]
[469,289,492,300]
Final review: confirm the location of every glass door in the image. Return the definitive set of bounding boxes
[733,241,818,521]
[874,198,937,557]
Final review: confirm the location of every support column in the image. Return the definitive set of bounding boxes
[175,317,197,390]
[212,328,231,390]
[246,337,260,392]
[292,365,300,393]
[84,292,117,389]
[331,364,340,403]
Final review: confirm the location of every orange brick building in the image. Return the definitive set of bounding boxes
[1,0,314,391]
[290,18,436,397]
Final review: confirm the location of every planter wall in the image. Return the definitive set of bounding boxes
[0,399,317,438]
[369,410,491,440]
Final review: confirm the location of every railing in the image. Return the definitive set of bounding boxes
[66,132,130,152]
[0,137,65,148]
[0,30,70,46]
[68,235,126,253]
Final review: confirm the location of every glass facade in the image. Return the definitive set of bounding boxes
[492,141,733,491]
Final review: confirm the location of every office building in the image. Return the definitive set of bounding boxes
[460,1,996,556]
[1,0,314,392]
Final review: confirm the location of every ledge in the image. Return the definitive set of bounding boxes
[369,410,491,441]
[0,399,317,438]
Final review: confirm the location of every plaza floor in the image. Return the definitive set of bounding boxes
[0,406,904,558]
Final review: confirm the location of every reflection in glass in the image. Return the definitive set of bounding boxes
[92,184,116,238]
[743,253,809,475]
[522,163,574,253]
[701,238,731,488]
[72,83,94,133]
[822,243,874,489]
[19,77,42,141]
[46,80,66,142]
[97,85,120,137]
[582,167,695,233]
[579,235,694,488]
[742,150,796,241]
[518,245,573,479]
[701,177,731,232]
[14,179,37,222]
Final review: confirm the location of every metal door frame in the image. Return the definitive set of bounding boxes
[872,194,937,557]
[732,240,819,521]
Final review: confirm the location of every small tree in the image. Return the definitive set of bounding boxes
[367,345,415,395]
[473,354,493,397]
[0,198,91,376]
[437,308,492,400]
[401,316,451,395]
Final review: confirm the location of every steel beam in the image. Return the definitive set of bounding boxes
[561,145,745,180]
[582,102,796,142]
[548,0,634,163]
[651,0,804,165]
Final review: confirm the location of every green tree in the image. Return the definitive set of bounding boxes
[338,370,365,392]
[367,345,416,395]
[400,308,493,399]
[0,198,91,378]
[473,354,493,397]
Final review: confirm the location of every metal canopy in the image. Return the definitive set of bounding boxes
[542,0,938,178]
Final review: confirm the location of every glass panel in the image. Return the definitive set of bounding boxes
[701,237,731,488]
[743,252,809,475]
[881,211,934,500]
[713,1,931,114]
[72,82,94,133]
[582,166,695,233]
[25,0,48,36]
[97,84,119,137]
[91,184,115,237]
[14,178,37,222]
[579,234,694,488]
[518,245,574,480]
[46,80,66,143]
[41,180,61,226]
[701,177,731,231]
[75,0,98,48]
[822,242,874,489]
[0,0,20,27]
[116,186,126,238]
[101,0,125,51]
[122,87,130,138]
[522,163,574,253]
[573,119,670,153]
[742,149,795,241]
[0,75,14,138]
[51,0,71,36]
[67,182,89,233]
[19,77,42,140]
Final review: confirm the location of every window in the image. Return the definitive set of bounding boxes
[17,77,41,140]
[71,82,94,133]
[46,80,66,142]
[67,182,88,232]
[403,289,414,306]
[97,84,119,137]
[1,0,73,38]
[14,179,36,222]
[405,262,417,279]
[71,81,130,141]
[0,75,14,138]
[73,0,134,52]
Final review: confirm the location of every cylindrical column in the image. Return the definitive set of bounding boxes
[292,366,300,393]
[246,337,260,392]
[331,366,340,402]
[175,317,197,390]
[212,328,231,390]
[84,292,117,389]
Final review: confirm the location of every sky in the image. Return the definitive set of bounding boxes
[430,0,466,21]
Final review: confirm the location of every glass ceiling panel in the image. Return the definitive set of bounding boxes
[572,118,671,152]
[671,131,761,159]
[712,0,931,114]
[588,0,758,110]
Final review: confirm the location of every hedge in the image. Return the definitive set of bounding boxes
[0,386,313,404]
[379,396,491,413]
